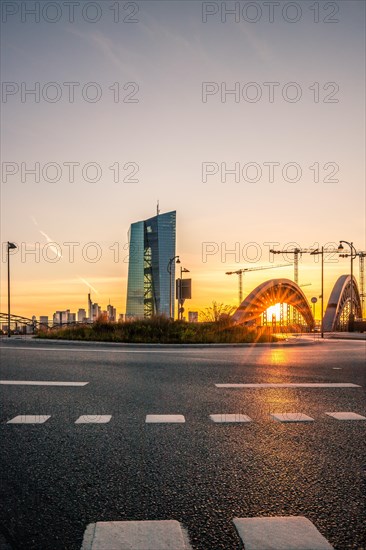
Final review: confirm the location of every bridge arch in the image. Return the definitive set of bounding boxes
[323,275,362,331]
[232,278,315,328]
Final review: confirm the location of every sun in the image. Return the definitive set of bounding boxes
[266,303,282,321]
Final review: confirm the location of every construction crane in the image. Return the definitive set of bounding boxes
[269,247,318,284]
[226,264,289,305]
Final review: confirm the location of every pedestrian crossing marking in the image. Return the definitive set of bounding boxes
[0,380,88,386]
[325,412,366,421]
[209,414,252,423]
[145,415,185,423]
[216,383,360,388]
[4,412,366,425]
[81,520,191,550]
[233,516,334,549]
[7,415,51,424]
[75,415,112,424]
[271,413,315,423]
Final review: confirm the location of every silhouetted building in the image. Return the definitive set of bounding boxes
[77,309,86,323]
[107,304,116,322]
[53,310,70,326]
[188,311,198,323]
[67,312,76,323]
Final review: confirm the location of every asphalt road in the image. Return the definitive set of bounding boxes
[0,337,365,549]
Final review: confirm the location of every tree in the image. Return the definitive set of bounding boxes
[199,301,236,322]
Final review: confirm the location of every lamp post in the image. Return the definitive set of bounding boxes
[338,240,357,331]
[7,242,17,337]
[179,267,190,320]
[167,256,180,319]
[310,247,325,339]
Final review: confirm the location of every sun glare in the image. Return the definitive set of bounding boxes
[266,303,283,321]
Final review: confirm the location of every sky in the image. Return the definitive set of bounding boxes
[1,0,365,320]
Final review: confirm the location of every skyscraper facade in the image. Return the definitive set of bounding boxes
[126,210,176,318]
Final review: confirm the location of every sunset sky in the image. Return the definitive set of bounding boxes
[1,1,365,319]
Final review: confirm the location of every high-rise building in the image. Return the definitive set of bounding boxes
[67,312,76,323]
[88,293,92,322]
[77,308,86,323]
[90,303,101,321]
[53,310,70,326]
[39,315,49,326]
[107,304,116,322]
[126,210,176,318]
[188,311,198,323]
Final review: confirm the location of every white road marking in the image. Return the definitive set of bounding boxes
[75,415,112,424]
[0,380,88,386]
[81,520,192,550]
[209,414,252,423]
[233,516,334,550]
[7,415,51,424]
[271,413,314,423]
[145,415,185,423]
[325,412,366,421]
[216,383,361,388]
[0,346,218,354]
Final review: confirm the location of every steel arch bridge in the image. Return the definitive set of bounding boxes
[0,313,86,330]
[323,275,362,331]
[232,278,315,328]
[0,313,44,328]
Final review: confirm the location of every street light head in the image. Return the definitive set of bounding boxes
[176,257,181,264]
[337,242,344,252]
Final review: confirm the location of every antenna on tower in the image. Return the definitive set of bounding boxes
[157,200,160,216]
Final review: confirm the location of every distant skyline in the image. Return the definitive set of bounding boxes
[1,1,365,318]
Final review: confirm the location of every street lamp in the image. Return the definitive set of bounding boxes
[310,247,325,339]
[338,240,357,331]
[179,267,190,320]
[7,242,17,337]
[167,256,180,319]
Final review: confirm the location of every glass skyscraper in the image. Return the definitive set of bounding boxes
[126,210,177,318]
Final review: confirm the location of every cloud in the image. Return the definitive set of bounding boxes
[66,27,142,81]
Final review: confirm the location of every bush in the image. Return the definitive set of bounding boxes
[37,317,277,344]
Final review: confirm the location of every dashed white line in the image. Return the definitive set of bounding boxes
[209,414,252,423]
[233,516,334,550]
[216,383,361,388]
[271,413,315,423]
[75,415,112,424]
[7,415,51,424]
[0,380,88,386]
[145,415,185,423]
[325,412,366,421]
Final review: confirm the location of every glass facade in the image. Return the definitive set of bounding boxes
[126,211,176,318]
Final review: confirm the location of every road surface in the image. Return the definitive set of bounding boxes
[0,338,365,549]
